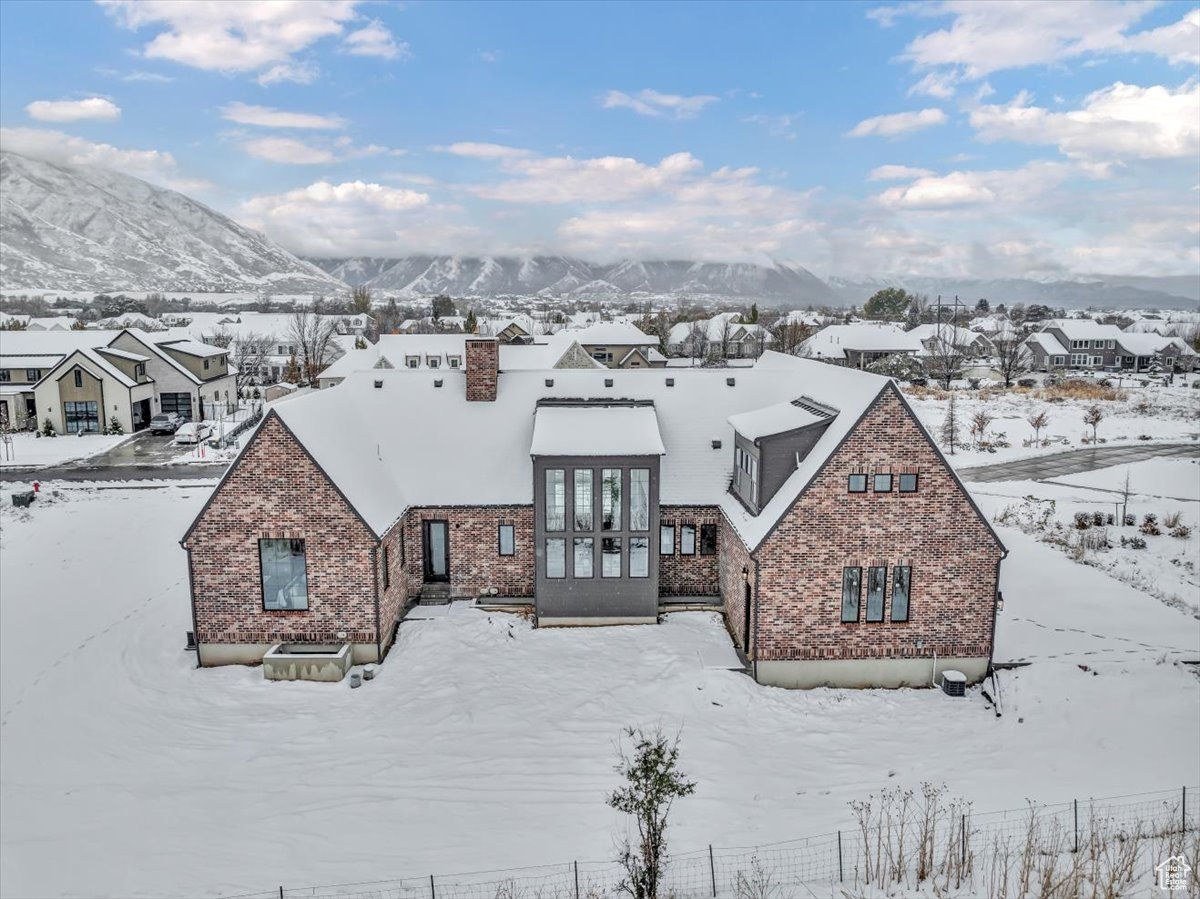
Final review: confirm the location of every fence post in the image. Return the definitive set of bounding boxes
[574,860,579,899]
[708,844,717,897]
[430,874,435,899]
[1073,799,1079,854]
[961,813,966,869]
[278,888,284,899]
[837,830,844,883]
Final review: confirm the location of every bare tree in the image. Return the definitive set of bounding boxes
[289,310,340,384]
[925,325,966,390]
[770,319,812,356]
[687,320,708,364]
[991,329,1028,388]
[1083,405,1104,443]
[969,409,994,450]
[940,392,962,454]
[233,331,268,392]
[208,326,234,349]
[717,316,734,361]
[1027,409,1049,445]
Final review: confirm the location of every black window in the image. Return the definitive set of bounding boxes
[546,538,566,579]
[699,523,717,555]
[899,473,919,492]
[680,524,696,555]
[73,369,83,388]
[601,537,622,577]
[381,545,390,589]
[848,474,867,493]
[135,363,145,379]
[873,473,892,493]
[866,566,886,622]
[63,400,99,433]
[891,566,911,622]
[0,371,9,382]
[203,358,210,370]
[660,523,675,555]
[573,537,594,577]
[260,538,308,610]
[498,524,515,556]
[26,368,41,381]
[841,567,861,622]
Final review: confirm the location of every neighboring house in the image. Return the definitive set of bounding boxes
[799,323,924,369]
[24,316,79,331]
[114,330,238,421]
[1021,332,1069,372]
[1023,320,1196,373]
[559,321,665,368]
[317,335,469,388]
[666,314,767,360]
[182,342,1005,690]
[94,312,166,331]
[907,324,995,360]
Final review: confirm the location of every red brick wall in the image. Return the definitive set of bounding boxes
[659,505,721,595]
[397,506,535,599]
[184,414,381,651]
[719,515,755,650]
[752,387,1003,662]
[466,338,498,402]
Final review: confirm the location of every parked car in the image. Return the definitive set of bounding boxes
[174,422,213,445]
[149,412,183,435]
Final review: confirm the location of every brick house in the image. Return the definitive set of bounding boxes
[182,338,1005,688]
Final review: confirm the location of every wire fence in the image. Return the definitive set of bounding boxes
[223,785,1198,899]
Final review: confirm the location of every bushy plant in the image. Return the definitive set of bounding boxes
[1170,524,1192,539]
[1120,535,1147,549]
[1017,377,1037,388]
[40,417,56,437]
[1140,514,1161,536]
[1164,511,1183,529]
[1074,512,1093,530]
[1123,513,1136,527]
[107,416,123,435]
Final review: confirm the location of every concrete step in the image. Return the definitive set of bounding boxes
[419,583,452,605]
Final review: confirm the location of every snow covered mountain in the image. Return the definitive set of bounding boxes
[305,254,838,303]
[0,151,346,294]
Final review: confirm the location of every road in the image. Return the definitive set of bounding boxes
[0,431,227,483]
[958,442,1200,483]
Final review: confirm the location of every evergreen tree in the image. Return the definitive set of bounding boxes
[940,393,961,454]
[464,309,478,334]
[863,287,911,320]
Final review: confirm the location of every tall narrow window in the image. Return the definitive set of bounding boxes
[630,468,649,531]
[498,524,515,556]
[574,469,593,530]
[659,523,675,555]
[629,537,649,578]
[545,469,565,531]
[601,468,621,530]
[602,537,622,577]
[260,538,309,610]
[680,524,696,555]
[866,566,886,622]
[699,524,717,555]
[546,538,566,579]
[381,545,390,589]
[73,369,82,388]
[573,537,594,578]
[891,566,911,622]
[841,567,861,623]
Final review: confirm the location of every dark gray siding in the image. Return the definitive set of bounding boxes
[753,420,835,509]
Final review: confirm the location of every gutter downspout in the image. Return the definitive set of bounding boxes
[371,543,382,664]
[986,548,1009,676]
[752,555,762,684]
[181,542,202,668]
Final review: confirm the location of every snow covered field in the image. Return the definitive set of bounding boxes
[1,482,1196,898]
[0,431,133,468]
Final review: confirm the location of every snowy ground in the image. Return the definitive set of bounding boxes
[0,431,133,468]
[905,378,1200,468]
[1,484,1197,899]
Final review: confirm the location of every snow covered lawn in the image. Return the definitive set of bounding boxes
[0,431,133,468]
[1053,457,1200,502]
[1,486,1197,899]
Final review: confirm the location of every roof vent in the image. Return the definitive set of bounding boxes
[373,380,383,389]
[605,378,614,387]
[665,377,675,387]
[545,378,554,387]
[790,396,838,418]
[434,379,443,388]
[726,377,736,387]
[712,439,722,450]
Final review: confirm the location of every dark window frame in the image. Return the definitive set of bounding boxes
[573,536,595,579]
[258,537,309,611]
[203,358,210,370]
[381,544,390,589]
[545,537,566,579]
[601,536,623,578]
[629,536,649,578]
[679,523,696,556]
[899,473,919,493]
[848,473,868,493]
[660,522,675,555]
[73,369,83,388]
[865,565,886,622]
[891,566,912,622]
[498,523,516,556]
[841,566,862,623]
[699,523,717,555]
[873,473,893,493]
[26,368,42,382]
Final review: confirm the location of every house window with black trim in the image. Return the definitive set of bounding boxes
[0,370,9,382]
[848,473,867,493]
[574,470,593,530]
[865,565,886,622]
[498,524,515,556]
[630,537,649,577]
[680,523,696,555]
[841,566,861,622]
[381,545,390,589]
[546,538,566,578]
[428,357,440,369]
[260,538,308,610]
[26,368,41,381]
[660,522,675,555]
[573,537,594,577]
[73,369,83,388]
[899,473,919,492]
[545,469,565,531]
[406,356,419,369]
[134,363,146,379]
[203,358,210,370]
[602,537,622,576]
[699,523,717,555]
[873,473,892,493]
[601,468,621,530]
[891,566,911,622]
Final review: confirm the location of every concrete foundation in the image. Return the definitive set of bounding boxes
[755,656,989,689]
[262,643,353,682]
[198,641,381,667]
[537,615,659,627]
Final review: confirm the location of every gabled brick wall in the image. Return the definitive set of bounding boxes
[183,414,381,659]
[750,386,1003,663]
[397,506,536,599]
[659,505,721,595]
[719,516,755,650]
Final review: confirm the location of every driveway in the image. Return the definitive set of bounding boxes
[958,442,1200,483]
[0,430,227,483]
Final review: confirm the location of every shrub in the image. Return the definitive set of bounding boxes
[1140,514,1161,536]
[1092,511,1106,527]
[1081,528,1110,551]
[1017,377,1037,388]
[968,377,982,390]
[107,416,123,435]
[1170,524,1192,539]
[1120,535,1147,549]
[1074,512,1093,530]
[1123,513,1136,527]
[40,417,56,437]
[1164,511,1183,529]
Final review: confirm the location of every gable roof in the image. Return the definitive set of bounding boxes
[530,404,666,457]
[800,323,923,360]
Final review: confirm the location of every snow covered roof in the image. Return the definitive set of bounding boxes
[727,397,835,441]
[907,324,987,347]
[154,338,228,358]
[1025,332,1067,355]
[561,321,657,346]
[0,354,63,369]
[259,352,890,548]
[1042,320,1124,340]
[530,405,666,457]
[800,323,923,359]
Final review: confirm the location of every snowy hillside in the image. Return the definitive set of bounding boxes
[303,254,838,303]
[0,151,347,294]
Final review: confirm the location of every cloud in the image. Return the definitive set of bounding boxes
[0,126,208,192]
[221,101,345,130]
[908,71,957,100]
[97,0,388,81]
[240,134,403,164]
[868,164,936,181]
[848,108,947,138]
[96,67,174,83]
[601,89,718,119]
[470,152,705,204]
[479,50,501,63]
[342,18,409,60]
[741,112,801,140]
[435,142,533,159]
[884,2,1198,79]
[25,97,121,123]
[970,80,1200,160]
[876,170,997,208]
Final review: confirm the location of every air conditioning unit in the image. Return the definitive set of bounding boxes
[941,670,966,697]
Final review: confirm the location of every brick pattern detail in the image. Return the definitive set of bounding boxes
[184,415,380,649]
[719,516,755,649]
[658,505,721,595]
[465,338,498,402]
[394,506,535,600]
[751,388,1003,662]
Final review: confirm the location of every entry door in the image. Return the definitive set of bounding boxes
[423,520,450,582]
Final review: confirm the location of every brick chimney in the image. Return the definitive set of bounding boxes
[465,337,499,402]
